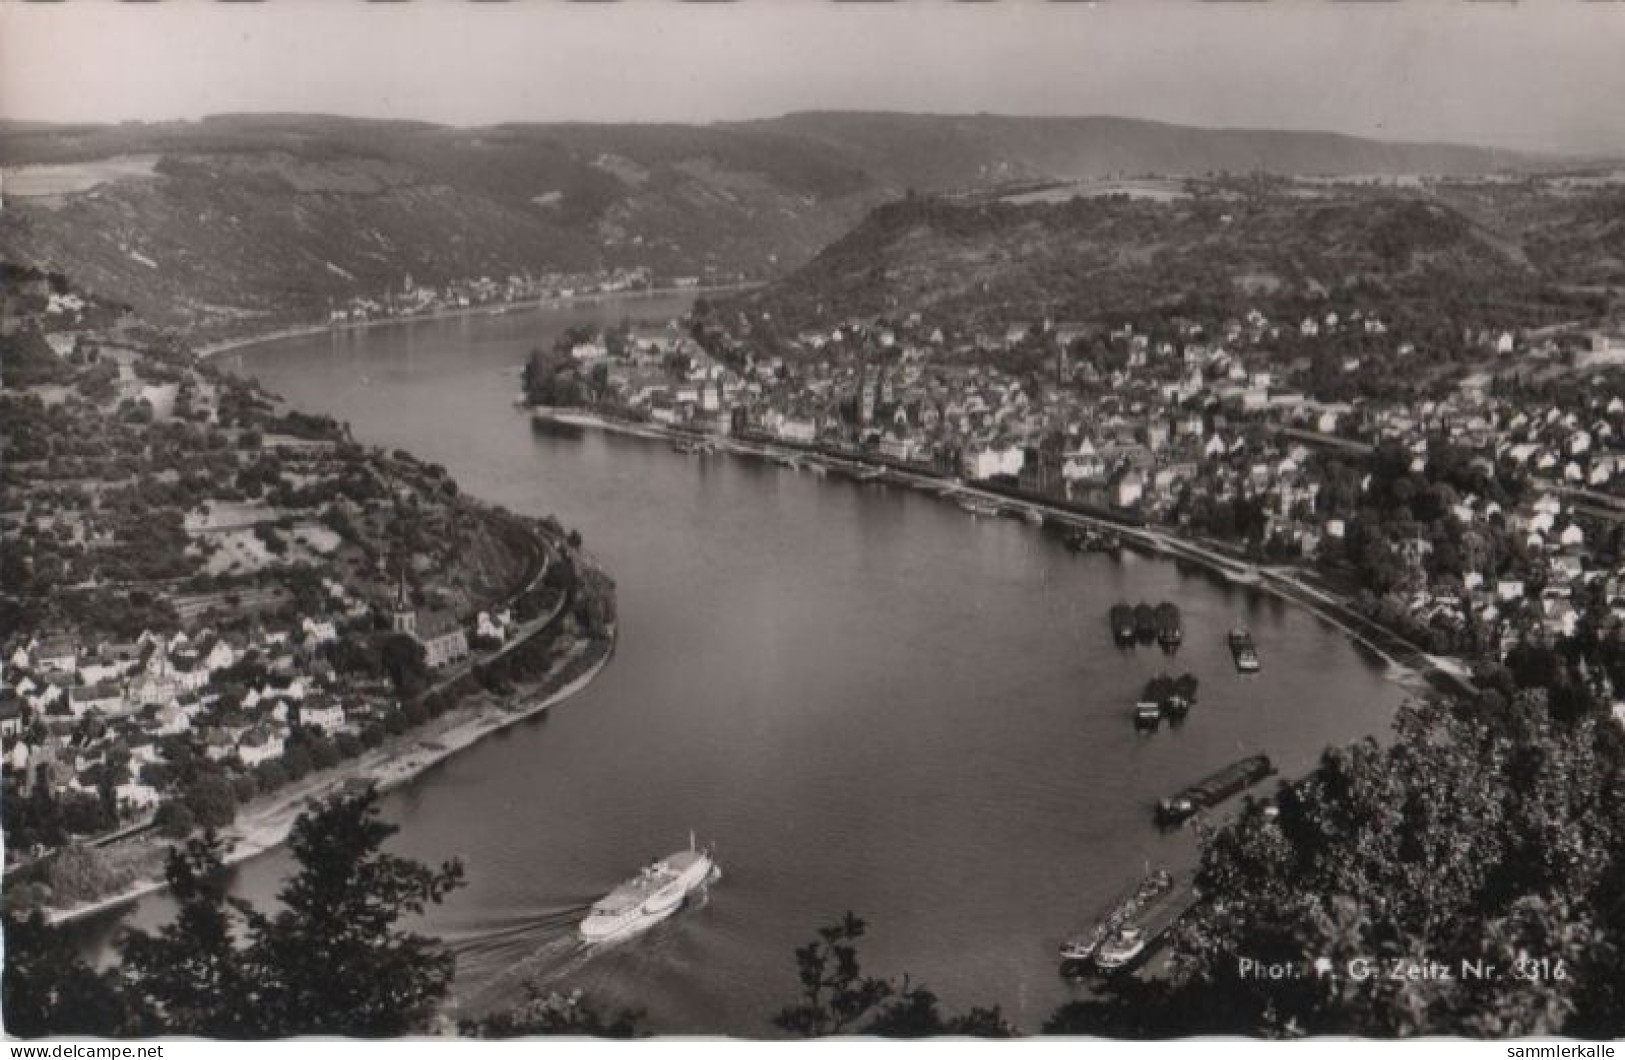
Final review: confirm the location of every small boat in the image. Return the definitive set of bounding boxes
[1092,926,1148,972]
[579,834,719,943]
[1132,603,1157,643]
[1228,627,1261,673]
[1163,673,1199,720]
[958,497,1000,517]
[1140,674,1187,722]
[1155,754,1275,827]
[1154,602,1182,648]
[1109,603,1136,645]
[1067,527,1122,555]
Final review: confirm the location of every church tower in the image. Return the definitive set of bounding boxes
[389,566,417,637]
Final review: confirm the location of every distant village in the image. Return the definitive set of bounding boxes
[322,265,713,327]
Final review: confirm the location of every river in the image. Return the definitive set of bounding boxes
[82,295,1408,1034]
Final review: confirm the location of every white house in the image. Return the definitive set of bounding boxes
[116,781,162,812]
[418,612,470,670]
[152,702,192,736]
[34,636,81,675]
[476,610,510,645]
[1115,471,1146,508]
[776,417,817,444]
[237,726,286,767]
[68,683,126,718]
[961,445,1024,482]
[301,616,339,645]
[1062,440,1106,484]
[298,699,348,736]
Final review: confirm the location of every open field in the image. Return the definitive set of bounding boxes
[3,155,161,198]
[1000,178,1192,204]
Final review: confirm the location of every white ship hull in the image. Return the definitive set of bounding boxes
[579,847,717,943]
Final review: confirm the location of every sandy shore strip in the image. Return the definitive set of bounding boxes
[45,630,616,927]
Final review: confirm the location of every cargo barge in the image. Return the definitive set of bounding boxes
[1154,754,1275,827]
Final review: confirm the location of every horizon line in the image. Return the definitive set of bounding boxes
[0,108,1601,162]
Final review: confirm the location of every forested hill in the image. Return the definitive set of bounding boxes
[0,112,1569,333]
[729,178,1625,337]
[726,112,1550,192]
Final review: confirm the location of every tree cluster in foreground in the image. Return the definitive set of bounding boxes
[7,692,1625,1038]
[5,787,463,1038]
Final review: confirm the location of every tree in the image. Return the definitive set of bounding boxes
[184,774,238,829]
[154,800,196,839]
[380,632,428,695]
[122,832,259,1037]
[1058,698,1625,1038]
[773,913,1012,1037]
[460,984,643,1039]
[39,844,132,907]
[112,787,464,1038]
[1,909,143,1037]
[246,786,464,1035]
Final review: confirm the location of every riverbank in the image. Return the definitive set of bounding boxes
[195,283,754,361]
[531,407,1475,704]
[43,618,618,927]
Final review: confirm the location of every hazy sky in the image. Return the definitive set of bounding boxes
[3,0,1623,155]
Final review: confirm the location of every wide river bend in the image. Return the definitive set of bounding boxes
[82,296,1406,1034]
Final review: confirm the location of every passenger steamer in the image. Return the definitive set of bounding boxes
[579,834,720,943]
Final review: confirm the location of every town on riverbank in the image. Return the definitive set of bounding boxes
[0,265,619,920]
[517,268,1625,727]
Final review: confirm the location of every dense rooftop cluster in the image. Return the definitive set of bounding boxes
[532,266,1625,729]
[0,267,579,904]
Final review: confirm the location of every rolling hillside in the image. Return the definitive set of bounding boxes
[730,181,1625,337]
[727,112,1549,191]
[0,112,1575,333]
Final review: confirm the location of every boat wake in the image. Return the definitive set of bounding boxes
[446,872,720,1017]
[445,904,597,1013]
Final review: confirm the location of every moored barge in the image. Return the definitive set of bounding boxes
[1060,868,1178,972]
[1155,754,1275,827]
[1132,602,1157,643]
[1109,603,1136,645]
[1154,602,1183,648]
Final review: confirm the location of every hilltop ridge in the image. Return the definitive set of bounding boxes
[0,112,1585,334]
[728,176,1625,338]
